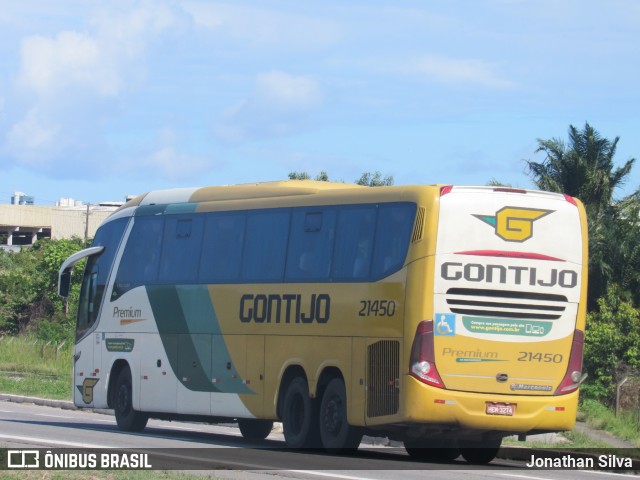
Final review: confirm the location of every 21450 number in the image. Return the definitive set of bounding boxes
[517,352,563,363]
[358,300,396,317]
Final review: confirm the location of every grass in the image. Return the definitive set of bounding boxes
[579,398,640,448]
[503,429,613,449]
[0,335,73,400]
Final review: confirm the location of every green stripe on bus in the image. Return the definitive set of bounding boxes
[147,285,253,394]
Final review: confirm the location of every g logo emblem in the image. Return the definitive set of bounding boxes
[77,378,99,404]
[474,207,552,242]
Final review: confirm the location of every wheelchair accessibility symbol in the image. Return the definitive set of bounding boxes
[435,314,456,336]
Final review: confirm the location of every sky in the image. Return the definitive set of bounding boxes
[1,0,639,205]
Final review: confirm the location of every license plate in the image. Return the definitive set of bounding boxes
[486,402,515,416]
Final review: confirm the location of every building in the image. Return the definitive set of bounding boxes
[0,194,130,252]
[11,192,34,205]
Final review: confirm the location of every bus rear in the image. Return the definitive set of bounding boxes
[405,186,587,455]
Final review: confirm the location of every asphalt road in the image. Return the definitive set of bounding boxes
[0,400,638,480]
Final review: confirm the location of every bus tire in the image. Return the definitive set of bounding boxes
[319,378,362,452]
[282,377,320,448]
[404,439,459,462]
[459,438,501,465]
[238,419,274,440]
[114,366,148,432]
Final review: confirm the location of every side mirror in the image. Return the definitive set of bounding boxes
[59,271,71,298]
[58,246,104,298]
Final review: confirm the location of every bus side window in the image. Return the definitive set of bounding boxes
[113,216,163,298]
[286,209,336,281]
[200,213,246,283]
[371,204,416,278]
[332,206,376,281]
[242,210,290,282]
[158,216,204,284]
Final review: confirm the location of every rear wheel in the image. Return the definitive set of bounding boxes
[459,438,501,464]
[114,366,148,432]
[238,419,274,440]
[404,438,459,462]
[282,377,320,448]
[319,378,363,452]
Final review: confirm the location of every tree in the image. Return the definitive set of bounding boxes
[583,286,640,405]
[526,122,635,220]
[355,171,394,187]
[0,237,84,339]
[288,171,328,181]
[526,123,638,308]
[288,171,394,186]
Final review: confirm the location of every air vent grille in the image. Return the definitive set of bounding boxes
[411,207,426,243]
[367,340,400,418]
[445,288,568,320]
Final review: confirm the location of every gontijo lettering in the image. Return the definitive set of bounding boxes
[240,293,330,323]
[441,262,578,288]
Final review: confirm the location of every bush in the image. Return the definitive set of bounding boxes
[0,238,84,336]
[583,285,640,405]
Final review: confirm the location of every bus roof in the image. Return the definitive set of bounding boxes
[117,180,369,211]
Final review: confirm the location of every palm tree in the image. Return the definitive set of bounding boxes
[526,122,634,220]
[526,122,637,309]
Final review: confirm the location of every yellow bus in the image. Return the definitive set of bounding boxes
[59,181,588,464]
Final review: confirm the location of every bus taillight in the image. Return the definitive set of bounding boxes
[409,320,445,389]
[554,329,586,395]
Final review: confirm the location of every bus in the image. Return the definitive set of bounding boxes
[58,181,587,464]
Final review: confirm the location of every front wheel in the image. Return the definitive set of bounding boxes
[114,366,148,432]
[319,378,362,452]
[238,419,274,440]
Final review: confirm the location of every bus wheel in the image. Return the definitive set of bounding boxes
[114,366,148,432]
[404,439,459,462]
[238,419,274,440]
[459,438,501,464]
[319,378,362,452]
[282,377,320,448]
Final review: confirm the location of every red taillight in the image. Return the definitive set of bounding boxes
[493,187,527,194]
[440,185,453,196]
[563,194,578,206]
[554,330,585,395]
[409,320,445,388]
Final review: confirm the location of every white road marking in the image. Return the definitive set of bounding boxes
[0,434,112,449]
[287,471,377,480]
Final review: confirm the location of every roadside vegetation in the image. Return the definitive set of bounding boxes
[1,127,639,442]
[0,335,72,399]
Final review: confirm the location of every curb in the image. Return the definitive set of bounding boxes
[0,393,76,411]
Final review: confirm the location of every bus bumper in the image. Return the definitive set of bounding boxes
[403,375,579,433]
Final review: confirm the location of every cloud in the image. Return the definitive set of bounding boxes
[3,0,188,177]
[182,1,340,50]
[15,1,184,98]
[375,54,516,90]
[254,71,322,110]
[6,107,61,160]
[18,31,120,97]
[413,55,516,89]
[114,127,217,181]
[214,71,322,142]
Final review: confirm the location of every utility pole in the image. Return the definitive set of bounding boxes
[84,203,90,247]
[616,377,629,417]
